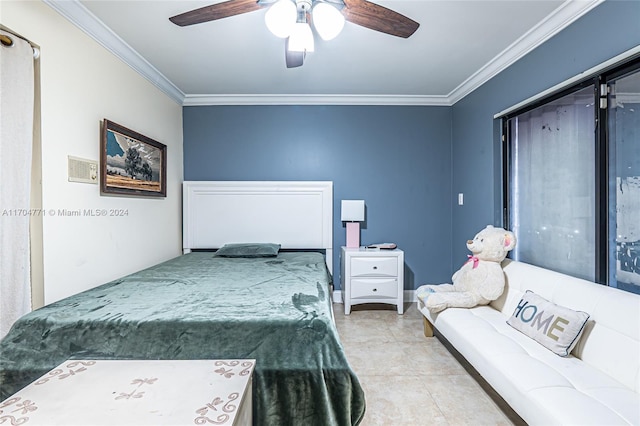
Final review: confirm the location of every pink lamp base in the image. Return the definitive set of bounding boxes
[346,222,360,248]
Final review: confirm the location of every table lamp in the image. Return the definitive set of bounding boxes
[341,200,365,248]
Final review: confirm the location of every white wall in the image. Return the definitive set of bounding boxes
[2,1,184,304]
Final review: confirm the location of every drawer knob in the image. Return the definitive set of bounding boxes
[373,288,377,292]
[373,266,378,270]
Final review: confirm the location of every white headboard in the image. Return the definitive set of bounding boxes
[183,181,334,273]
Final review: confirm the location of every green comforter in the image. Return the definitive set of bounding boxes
[0,252,365,425]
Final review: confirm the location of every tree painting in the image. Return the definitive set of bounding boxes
[125,147,142,179]
[123,147,155,181]
[141,162,153,181]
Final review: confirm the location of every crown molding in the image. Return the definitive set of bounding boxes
[447,0,604,104]
[44,0,185,105]
[47,0,603,107]
[182,94,452,106]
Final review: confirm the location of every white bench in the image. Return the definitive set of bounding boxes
[0,359,254,425]
[419,259,640,425]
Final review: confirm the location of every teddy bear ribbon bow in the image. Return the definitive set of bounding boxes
[467,255,480,269]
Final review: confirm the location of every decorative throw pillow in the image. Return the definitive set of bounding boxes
[506,290,590,356]
[214,243,281,258]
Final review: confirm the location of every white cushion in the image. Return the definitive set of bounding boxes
[497,259,640,392]
[527,387,636,425]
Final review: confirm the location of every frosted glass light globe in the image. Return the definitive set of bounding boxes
[288,22,315,52]
[265,0,297,38]
[313,2,345,41]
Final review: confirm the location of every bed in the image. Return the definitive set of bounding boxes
[0,181,366,425]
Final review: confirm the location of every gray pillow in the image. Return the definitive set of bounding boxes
[506,290,590,356]
[214,243,281,258]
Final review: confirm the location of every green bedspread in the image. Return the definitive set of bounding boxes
[0,252,366,425]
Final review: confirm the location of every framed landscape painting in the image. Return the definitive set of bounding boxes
[100,119,166,197]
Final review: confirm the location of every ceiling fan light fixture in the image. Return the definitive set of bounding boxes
[288,22,315,53]
[312,2,345,41]
[265,0,297,38]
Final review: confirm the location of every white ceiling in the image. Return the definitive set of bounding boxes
[47,0,602,105]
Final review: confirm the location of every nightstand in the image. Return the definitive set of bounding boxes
[340,246,404,315]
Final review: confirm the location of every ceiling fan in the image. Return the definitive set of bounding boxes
[169,0,419,68]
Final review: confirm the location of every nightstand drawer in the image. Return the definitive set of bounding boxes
[350,278,398,299]
[350,257,397,277]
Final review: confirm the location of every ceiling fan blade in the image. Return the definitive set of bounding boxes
[341,0,419,38]
[169,0,265,26]
[285,38,304,68]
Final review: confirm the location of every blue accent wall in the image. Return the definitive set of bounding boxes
[182,1,640,291]
[450,0,640,262]
[184,105,453,290]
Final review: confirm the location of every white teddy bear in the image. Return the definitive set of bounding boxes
[417,225,516,313]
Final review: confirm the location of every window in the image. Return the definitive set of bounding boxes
[506,85,596,281]
[503,56,640,294]
[607,64,640,293]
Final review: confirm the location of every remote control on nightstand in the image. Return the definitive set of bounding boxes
[365,243,397,249]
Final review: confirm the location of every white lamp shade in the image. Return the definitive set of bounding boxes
[288,22,315,52]
[341,200,365,222]
[265,0,297,38]
[313,2,345,41]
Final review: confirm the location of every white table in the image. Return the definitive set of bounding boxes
[0,359,254,425]
[341,246,405,314]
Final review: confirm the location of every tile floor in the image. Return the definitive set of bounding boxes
[333,302,516,426]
